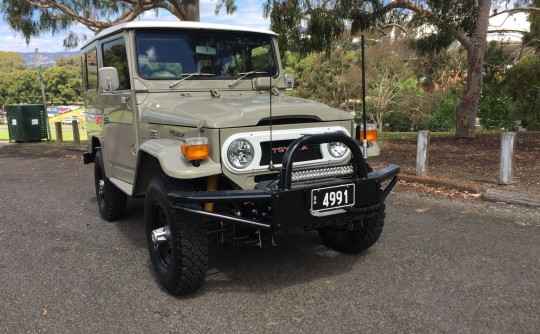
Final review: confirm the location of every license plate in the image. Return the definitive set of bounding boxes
[311,184,355,213]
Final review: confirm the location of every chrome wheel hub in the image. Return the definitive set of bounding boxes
[152,226,170,245]
[98,179,105,202]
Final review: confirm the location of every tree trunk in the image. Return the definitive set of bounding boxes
[456,44,483,138]
[455,0,491,139]
[184,1,200,21]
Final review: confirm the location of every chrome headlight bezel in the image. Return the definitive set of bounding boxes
[327,142,349,158]
[227,139,254,169]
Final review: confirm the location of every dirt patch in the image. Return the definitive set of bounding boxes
[0,141,85,160]
[369,132,540,196]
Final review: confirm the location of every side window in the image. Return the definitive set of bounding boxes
[103,38,130,90]
[251,45,274,73]
[85,49,98,90]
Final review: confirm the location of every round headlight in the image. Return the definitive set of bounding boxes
[328,142,349,158]
[227,139,254,169]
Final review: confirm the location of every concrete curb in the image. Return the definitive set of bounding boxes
[398,172,540,207]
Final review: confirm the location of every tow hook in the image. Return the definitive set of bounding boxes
[151,226,171,244]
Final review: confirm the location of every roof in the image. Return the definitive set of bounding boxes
[81,21,277,49]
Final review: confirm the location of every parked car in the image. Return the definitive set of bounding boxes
[61,116,79,124]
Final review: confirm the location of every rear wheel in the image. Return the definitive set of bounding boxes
[94,149,127,221]
[145,174,208,295]
[318,210,385,254]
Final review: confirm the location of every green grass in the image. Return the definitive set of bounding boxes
[377,130,507,144]
[378,131,456,142]
[0,127,87,142]
[0,108,87,143]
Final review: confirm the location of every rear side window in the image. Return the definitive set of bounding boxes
[103,38,130,90]
[84,49,98,90]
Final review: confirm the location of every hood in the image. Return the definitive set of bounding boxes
[141,93,353,128]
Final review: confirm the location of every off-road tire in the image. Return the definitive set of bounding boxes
[145,174,208,295]
[94,149,127,221]
[318,210,385,254]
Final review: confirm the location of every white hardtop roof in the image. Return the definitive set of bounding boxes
[82,21,277,49]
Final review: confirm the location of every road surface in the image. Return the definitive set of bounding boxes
[0,143,539,333]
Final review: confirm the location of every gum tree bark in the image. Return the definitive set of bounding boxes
[456,0,490,138]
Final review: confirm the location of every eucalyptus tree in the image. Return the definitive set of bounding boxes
[263,0,540,138]
[0,51,26,72]
[0,0,236,47]
[523,0,540,51]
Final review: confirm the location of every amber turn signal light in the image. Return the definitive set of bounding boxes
[359,129,378,142]
[181,137,210,161]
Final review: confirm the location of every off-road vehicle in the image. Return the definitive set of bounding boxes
[82,21,399,295]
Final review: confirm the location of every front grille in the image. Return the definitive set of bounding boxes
[260,140,322,165]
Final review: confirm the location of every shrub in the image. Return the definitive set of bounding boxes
[426,92,458,131]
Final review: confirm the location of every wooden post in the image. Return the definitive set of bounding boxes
[55,122,63,143]
[72,120,80,144]
[416,130,430,177]
[499,132,516,184]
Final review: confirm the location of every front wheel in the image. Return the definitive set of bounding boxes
[318,210,385,254]
[145,175,208,295]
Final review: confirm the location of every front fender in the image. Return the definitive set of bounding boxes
[132,139,222,197]
[139,139,222,179]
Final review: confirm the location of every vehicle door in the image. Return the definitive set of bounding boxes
[100,36,137,184]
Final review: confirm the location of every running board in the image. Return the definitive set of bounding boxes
[109,177,133,196]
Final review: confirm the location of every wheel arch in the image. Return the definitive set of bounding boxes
[84,136,102,164]
[133,139,222,197]
[133,151,162,197]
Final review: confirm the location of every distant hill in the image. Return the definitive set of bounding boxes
[19,51,80,67]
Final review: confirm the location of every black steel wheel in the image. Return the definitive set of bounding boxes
[94,149,127,221]
[145,174,208,295]
[318,209,385,254]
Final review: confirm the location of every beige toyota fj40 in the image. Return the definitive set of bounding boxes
[82,21,399,295]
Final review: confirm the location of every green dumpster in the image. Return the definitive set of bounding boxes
[6,104,48,142]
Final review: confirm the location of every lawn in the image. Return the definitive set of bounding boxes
[0,107,87,142]
[378,131,456,141]
[0,127,87,142]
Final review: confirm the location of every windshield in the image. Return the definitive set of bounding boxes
[135,30,278,79]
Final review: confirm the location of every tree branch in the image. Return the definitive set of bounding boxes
[490,6,540,18]
[487,29,528,34]
[377,23,409,34]
[372,0,472,50]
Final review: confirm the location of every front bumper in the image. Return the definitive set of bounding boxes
[168,133,399,231]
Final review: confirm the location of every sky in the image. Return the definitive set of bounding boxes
[0,0,530,54]
[0,0,271,53]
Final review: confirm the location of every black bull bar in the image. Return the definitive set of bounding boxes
[168,133,400,231]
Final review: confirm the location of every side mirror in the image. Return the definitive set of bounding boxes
[99,67,119,91]
[284,73,295,90]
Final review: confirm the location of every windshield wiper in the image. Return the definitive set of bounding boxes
[169,73,215,88]
[228,71,268,87]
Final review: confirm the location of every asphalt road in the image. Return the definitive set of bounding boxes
[1,143,539,334]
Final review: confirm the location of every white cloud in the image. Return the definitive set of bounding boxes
[200,0,269,29]
[488,12,530,42]
[0,0,269,53]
